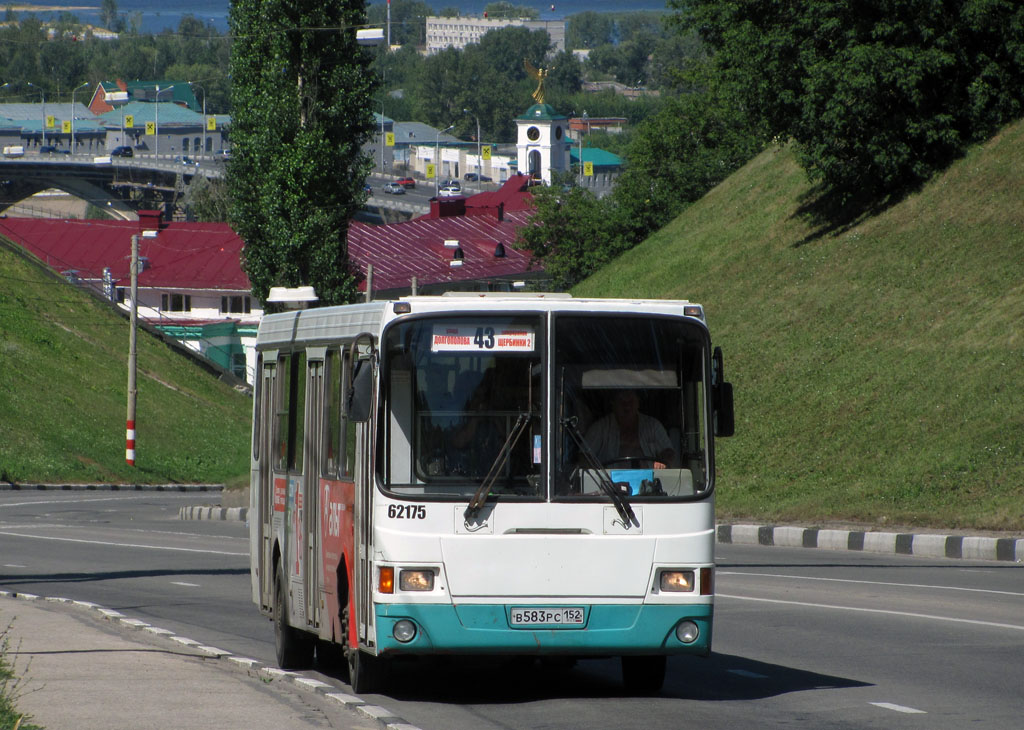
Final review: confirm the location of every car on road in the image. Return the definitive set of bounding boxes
[440,179,462,191]
[383,181,406,194]
[175,156,199,167]
[110,146,133,157]
[39,145,68,155]
[439,184,462,197]
[463,173,492,182]
[395,177,416,189]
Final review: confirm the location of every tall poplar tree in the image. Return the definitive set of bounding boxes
[228,0,376,306]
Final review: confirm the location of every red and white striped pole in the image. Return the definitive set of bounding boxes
[126,233,138,466]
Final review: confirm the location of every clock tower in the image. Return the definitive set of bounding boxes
[515,103,571,185]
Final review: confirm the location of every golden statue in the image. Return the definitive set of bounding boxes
[524,59,550,105]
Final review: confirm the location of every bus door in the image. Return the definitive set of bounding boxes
[256,354,277,612]
[348,346,377,651]
[303,352,326,631]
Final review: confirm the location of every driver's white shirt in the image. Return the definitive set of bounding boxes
[584,413,672,464]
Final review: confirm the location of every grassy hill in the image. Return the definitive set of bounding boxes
[575,121,1024,531]
[0,239,252,486]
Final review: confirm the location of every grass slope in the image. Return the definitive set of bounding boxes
[0,239,252,486]
[575,122,1024,531]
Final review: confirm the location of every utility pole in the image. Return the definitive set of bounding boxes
[126,234,138,466]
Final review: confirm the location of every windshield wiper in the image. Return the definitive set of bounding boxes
[464,412,533,518]
[561,416,637,527]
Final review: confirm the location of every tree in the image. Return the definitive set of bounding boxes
[483,2,539,21]
[99,0,119,31]
[515,183,629,291]
[670,0,1024,206]
[228,0,377,306]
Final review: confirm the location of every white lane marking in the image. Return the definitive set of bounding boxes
[720,571,1024,598]
[870,702,926,714]
[171,581,201,587]
[718,594,1024,632]
[3,564,27,568]
[728,669,769,679]
[0,530,247,556]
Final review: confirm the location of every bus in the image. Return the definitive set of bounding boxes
[249,292,734,693]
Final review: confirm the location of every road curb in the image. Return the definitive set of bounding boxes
[0,483,223,492]
[0,590,426,730]
[718,523,1024,563]
[178,505,248,522]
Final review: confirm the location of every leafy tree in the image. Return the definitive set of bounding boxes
[366,0,432,47]
[516,183,629,291]
[567,11,614,49]
[99,0,119,31]
[670,0,1024,205]
[484,2,538,21]
[228,0,377,306]
[613,88,762,241]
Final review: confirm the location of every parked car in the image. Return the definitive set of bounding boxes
[383,181,406,194]
[395,177,416,189]
[463,173,492,182]
[440,179,462,191]
[38,145,58,154]
[439,184,462,198]
[110,146,133,157]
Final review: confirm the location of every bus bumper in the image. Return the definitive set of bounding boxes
[374,603,713,656]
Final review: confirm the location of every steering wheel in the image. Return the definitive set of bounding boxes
[602,456,656,469]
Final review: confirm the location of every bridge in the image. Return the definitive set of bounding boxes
[0,152,224,220]
[0,153,443,222]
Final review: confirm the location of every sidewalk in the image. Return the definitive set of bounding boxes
[0,593,412,730]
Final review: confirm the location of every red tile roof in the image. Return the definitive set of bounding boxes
[0,175,542,298]
[0,214,250,291]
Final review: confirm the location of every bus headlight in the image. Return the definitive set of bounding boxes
[675,620,700,644]
[393,619,417,643]
[660,570,696,592]
[399,569,435,591]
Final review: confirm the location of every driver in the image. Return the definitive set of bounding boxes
[584,389,677,468]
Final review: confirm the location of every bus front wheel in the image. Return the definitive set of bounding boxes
[621,655,666,694]
[347,647,387,694]
[274,565,314,669]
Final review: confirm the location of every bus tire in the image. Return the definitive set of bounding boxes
[274,565,314,669]
[621,655,666,694]
[347,647,386,694]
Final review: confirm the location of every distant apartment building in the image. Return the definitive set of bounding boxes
[425,16,566,54]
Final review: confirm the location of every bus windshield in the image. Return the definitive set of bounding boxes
[553,314,711,500]
[380,315,544,498]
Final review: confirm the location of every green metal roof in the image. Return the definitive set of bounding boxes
[97,100,208,127]
[517,103,568,122]
[570,147,622,168]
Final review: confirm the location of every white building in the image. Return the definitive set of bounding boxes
[425,16,566,54]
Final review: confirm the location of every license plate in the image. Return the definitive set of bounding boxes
[510,607,585,626]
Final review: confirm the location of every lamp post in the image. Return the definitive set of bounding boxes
[463,108,480,192]
[71,81,89,154]
[434,123,454,196]
[190,82,206,156]
[27,82,45,147]
[154,84,175,158]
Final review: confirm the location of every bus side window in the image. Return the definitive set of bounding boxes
[276,352,306,472]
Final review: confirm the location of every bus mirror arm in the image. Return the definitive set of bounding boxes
[346,333,378,421]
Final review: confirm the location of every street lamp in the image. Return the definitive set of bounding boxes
[463,108,481,192]
[434,123,454,196]
[71,81,89,153]
[190,81,206,156]
[27,82,45,147]
[154,84,175,158]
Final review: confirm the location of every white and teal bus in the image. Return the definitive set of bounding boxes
[250,293,734,693]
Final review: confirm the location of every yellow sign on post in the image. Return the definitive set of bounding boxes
[481,145,491,161]
[62,120,71,134]
[207,116,216,131]
[583,161,594,177]
[146,121,156,135]
[46,115,55,129]
[385,132,395,147]
[426,163,436,179]
[125,115,134,128]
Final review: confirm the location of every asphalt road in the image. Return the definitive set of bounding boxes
[1,490,1021,729]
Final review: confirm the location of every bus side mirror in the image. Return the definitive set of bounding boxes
[712,347,735,437]
[347,358,374,423]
